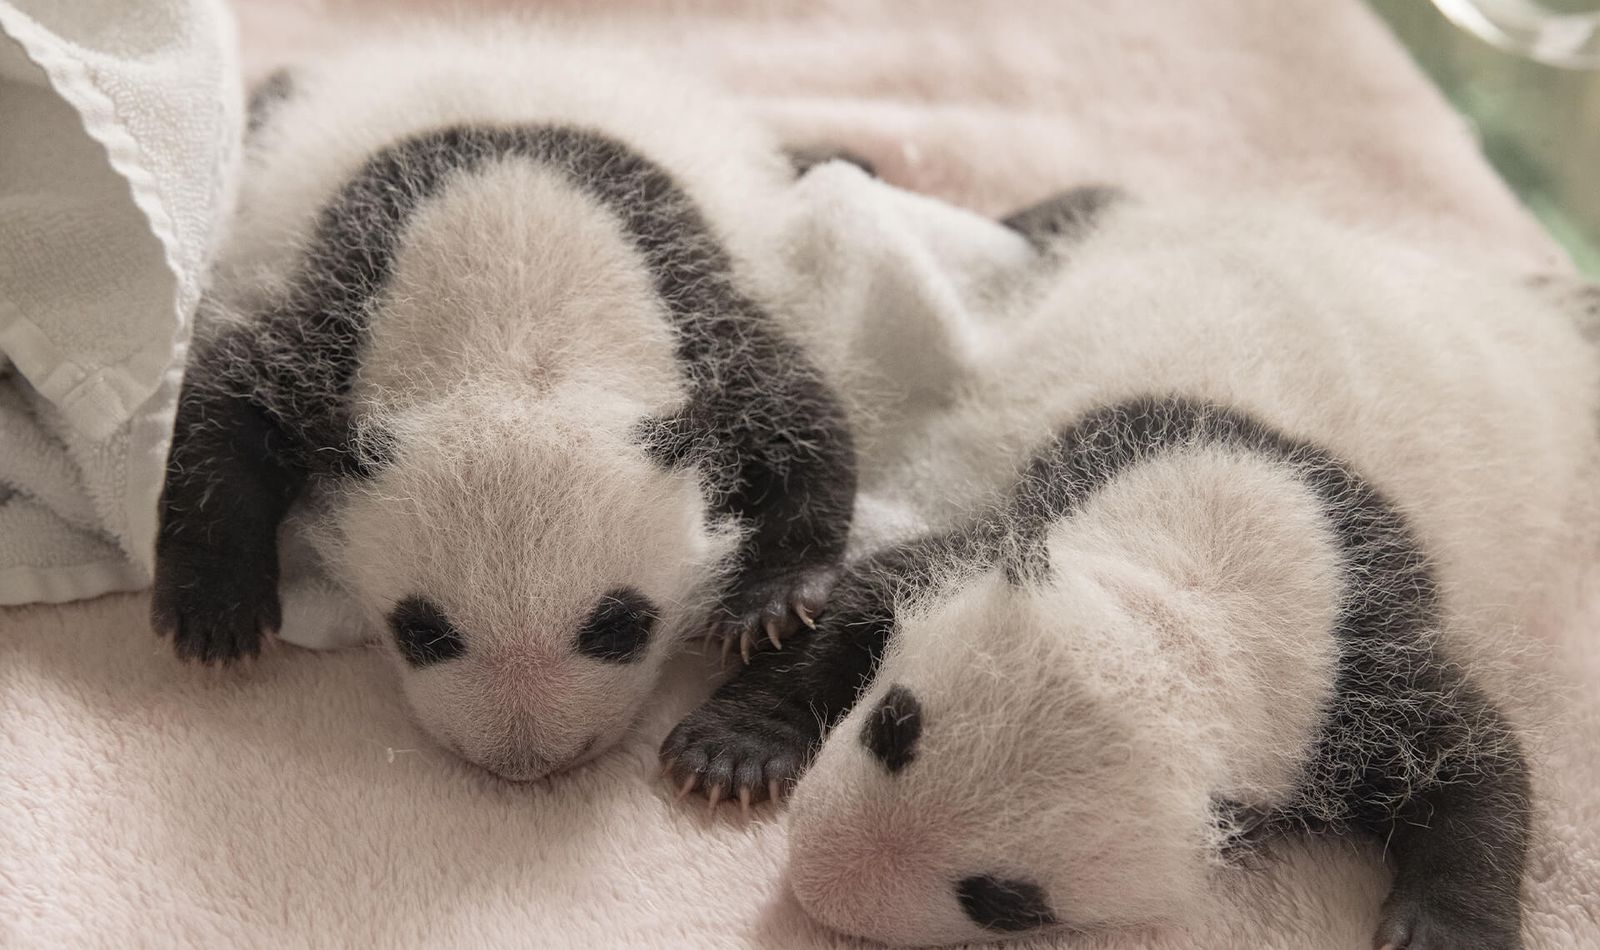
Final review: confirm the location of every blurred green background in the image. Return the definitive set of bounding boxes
[1368,0,1600,275]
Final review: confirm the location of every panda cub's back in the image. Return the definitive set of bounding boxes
[957,200,1600,626]
[354,157,683,412]
[225,27,792,335]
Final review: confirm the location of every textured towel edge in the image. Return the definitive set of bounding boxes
[0,2,239,437]
[0,558,148,606]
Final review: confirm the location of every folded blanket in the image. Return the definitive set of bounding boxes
[0,0,238,605]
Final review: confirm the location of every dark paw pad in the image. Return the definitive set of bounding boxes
[660,701,814,817]
[151,546,280,665]
[1374,894,1523,950]
[712,564,840,664]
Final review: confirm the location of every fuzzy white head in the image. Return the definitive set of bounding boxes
[787,450,1344,945]
[313,397,735,781]
[787,569,1226,946]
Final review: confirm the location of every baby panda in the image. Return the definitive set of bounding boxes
[662,193,1600,947]
[152,28,858,781]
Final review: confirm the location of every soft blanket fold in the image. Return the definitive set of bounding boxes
[0,0,239,605]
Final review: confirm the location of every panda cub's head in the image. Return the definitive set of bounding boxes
[785,564,1229,946]
[318,396,733,782]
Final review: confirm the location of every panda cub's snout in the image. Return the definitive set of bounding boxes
[386,587,672,782]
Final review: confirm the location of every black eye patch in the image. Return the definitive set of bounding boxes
[860,683,923,774]
[956,874,1057,933]
[574,587,659,663]
[388,596,466,667]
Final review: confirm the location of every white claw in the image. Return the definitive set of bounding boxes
[707,784,724,811]
[766,618,783,650]
[740,630,752,665]
[768,779,782,803]
[720,633,734,665]
[795,603,816,629]
[739,786,752,818]
[676,774,696,801]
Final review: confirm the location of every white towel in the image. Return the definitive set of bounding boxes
[0,0,239,605]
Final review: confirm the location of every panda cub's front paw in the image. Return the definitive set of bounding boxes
[151,542,281,664]
[660,699,814,817]
[711,563,840,664]
[1373,891,1523,950]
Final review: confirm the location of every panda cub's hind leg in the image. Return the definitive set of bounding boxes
[1371,741,1531,950]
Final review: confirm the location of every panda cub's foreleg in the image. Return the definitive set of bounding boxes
[1370,718,1531,950]
[151,359,305,663]
[706,393,857,659]
[662,537,932,808]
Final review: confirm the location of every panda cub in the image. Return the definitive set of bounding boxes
[662,194,1600,948]
[152,29,857,781]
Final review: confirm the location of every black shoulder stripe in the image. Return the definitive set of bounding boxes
[1005,397,1439,636]
[1000,397,1523,832]
[244,124,804,474]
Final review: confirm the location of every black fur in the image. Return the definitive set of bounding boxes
[861,684,924,774]
[151,380,302,663]
[245,69,293,137]
[155,123,856,662]
[955,875,1058,933]
[659,530,966,802]
[1000,185,1122,252]
[663,396,1528,947]
[388,595,467,667]
[573,587,658,664]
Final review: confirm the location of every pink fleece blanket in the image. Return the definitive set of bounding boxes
[4,2,1595,947]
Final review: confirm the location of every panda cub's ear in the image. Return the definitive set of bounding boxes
[860,683,924,774]
[246,68,294,137]
[1527,274,1600,344]
[999,184,1123,252]
[784,145,877,179]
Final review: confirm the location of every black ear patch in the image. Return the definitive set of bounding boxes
[389,596,466,667]
[785,144,878,179]
[956,875,1058,933]
[575,587,659,663]
[246,68,293,136]
[861,684,923,773]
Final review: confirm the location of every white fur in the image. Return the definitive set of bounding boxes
[786,201,1600,944]
[211,28,803,779]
